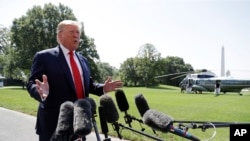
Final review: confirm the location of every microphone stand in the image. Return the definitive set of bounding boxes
[123,111,133,127]
[111,121,164,141]
[123,112,158,134]
[98,106,111,141]
[168,120,250,141]
[92,115,101,141]
[168,125,200,141]
[174,120,250,130]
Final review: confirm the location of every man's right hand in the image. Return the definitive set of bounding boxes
[35,74,49,101]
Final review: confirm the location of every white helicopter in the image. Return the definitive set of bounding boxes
[155,47,250,95]
[180,70,250,95]
[155,69,250,95]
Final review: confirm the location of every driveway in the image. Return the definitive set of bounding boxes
[0,107,128,141]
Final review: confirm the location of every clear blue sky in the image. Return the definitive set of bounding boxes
[1,0,250,78]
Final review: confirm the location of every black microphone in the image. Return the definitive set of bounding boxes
[100,94,165,141]
[98,106,111,141]
[50,101,74,141]
[135,94,150,117]
[73,99,93,137]
[115,89,129,112]
[99,94,122,139]
[143,109,200,141]
[115,89,144,128]
[99,94,119,123]
[85,97,101,141]
[115,89,131,128]
[85,97,97,115]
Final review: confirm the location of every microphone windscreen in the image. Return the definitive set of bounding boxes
[99,94,119,123]
[55,101,74,135]
[85,97,97,115]
[135,94,150,117]
[115,89,129,112]
[143,109,173,133]
[73,99,92,136]
[98,106,109,133]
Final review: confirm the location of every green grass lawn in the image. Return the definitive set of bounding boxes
[0,85,250,141]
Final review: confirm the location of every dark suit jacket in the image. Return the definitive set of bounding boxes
[27,45,104,140]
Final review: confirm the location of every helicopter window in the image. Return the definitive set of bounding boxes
[198,80,205,85]
[197,75,215,78]
[204,80,214,85]
[223,80,247,85]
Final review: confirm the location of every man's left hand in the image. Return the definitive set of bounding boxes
[103,77,123,93]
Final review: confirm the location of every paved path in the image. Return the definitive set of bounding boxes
[0,107,128,141]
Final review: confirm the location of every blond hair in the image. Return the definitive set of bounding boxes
[56,20,82,44]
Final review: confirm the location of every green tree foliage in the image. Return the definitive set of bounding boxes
[0,25,10,55]
[157,56,193,86]
[0,24,27,80]
[0,25,33,80]
[9,3,100,80]
[2,47,18,79]
[0,25,10,75]
[120,58,140,86]
[136,43,161,87]
[96,62,116,82]
[78,22,101,81]
[119,43,193,87]
[11,3,76,71]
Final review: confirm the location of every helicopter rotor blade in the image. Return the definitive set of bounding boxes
[170,73,188,80]
[154,71,190,79]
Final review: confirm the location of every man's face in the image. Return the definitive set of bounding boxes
[59,25,80,51]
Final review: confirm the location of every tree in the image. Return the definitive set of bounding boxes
[78,22,101,81]
[120,58,140,86]
[11,3,76,71]
[0,25,11,75]
[0,24,10,55]
[10,3,100,80]
[96,62,116,82]
[119,43,193,87]
[136,43,161,87]
[157,56,192,86]
[0,25,31,80]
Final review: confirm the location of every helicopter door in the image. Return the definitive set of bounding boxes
[186,79,193,93]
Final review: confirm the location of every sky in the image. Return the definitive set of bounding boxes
[0,0,250,78]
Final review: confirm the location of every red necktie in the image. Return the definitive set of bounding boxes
[69,51,84,99]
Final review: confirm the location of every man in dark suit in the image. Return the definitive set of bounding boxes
[26,20,123,141]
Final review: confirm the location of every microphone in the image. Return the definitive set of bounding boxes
[85,97,101,141]
[50,101,74,141]
[115,89,144,128]
[73,99,93,137]
[134,94,159,135]
[143,109,173,132]
[98,106,111,141]
[115,89,129,112]
[100,94,165,141]
[85,97,97,115]
[99,94,119,123]
[99,94,122,139]
[135,94,150,117]
[143,109,200,141]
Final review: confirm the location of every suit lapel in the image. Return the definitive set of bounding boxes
[75,52,88,95]
[55,46,76,95]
